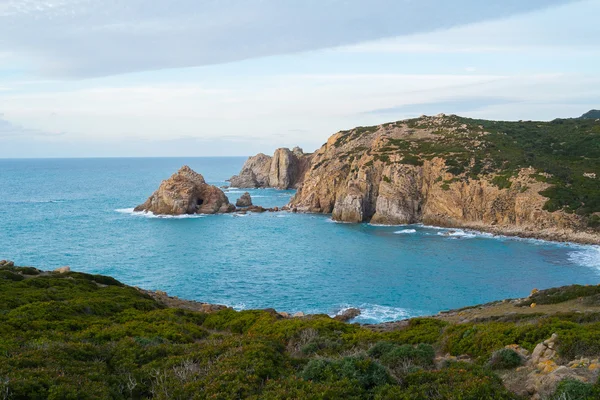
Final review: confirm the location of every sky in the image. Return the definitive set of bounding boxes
[0,0,598,158]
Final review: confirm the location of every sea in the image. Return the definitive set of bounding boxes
[1,157,599,324]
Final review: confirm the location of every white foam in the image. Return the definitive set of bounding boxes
[115,208,205,219]
[330,304,415,323]
[394,229,416,234]
[569,246,600,271]
[437,229,477,239]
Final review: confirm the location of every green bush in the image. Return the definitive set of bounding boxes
[369,343,435,370]
[0,270,25,281]
[375,363,520,400]
[301,356,391,390]
[487,348,523,370]
[551,379,597,400]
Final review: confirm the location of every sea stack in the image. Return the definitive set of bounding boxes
[236,192,253,207]
[134,166,236,215]
[229,147,313,189]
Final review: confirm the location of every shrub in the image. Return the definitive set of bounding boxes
[380,344,435,368]
[300,356,391,390]
[551,379,597,400]
[0,270,24,281]
[487,348,523,370]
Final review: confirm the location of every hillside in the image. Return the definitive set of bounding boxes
[285,114,600,243]
[1,260,600,399]
[580,110,600,119]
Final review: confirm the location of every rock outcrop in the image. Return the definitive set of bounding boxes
[230,147,313,190]
[236,192,253,207]
[287,115,600,244]
[135,166,235,215]
[229,153,272,188]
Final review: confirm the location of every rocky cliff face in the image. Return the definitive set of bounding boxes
[135,166,235,215]
[230,147,312,189]
[287,115,599,244]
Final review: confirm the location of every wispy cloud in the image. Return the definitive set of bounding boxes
[363,97,518,116]
[0,115,63,138]
[0,0,578,78]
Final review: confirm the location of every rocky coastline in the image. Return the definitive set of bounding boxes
[231,114,600,245]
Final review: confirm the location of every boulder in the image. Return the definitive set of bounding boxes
[54,266,71,274]
[236,192,253,207]
[134,166,236,215]
[334,308,361,322]
[530,333,559,366]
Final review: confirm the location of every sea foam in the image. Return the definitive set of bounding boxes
[330,304,416,324]
[115,208,205,219]
[394,229,416,234]
[569,246,600,271]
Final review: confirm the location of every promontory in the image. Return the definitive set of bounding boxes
[234,113,600,244]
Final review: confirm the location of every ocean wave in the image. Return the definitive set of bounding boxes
[437,229,477,239]
[9,199,68,204]
[394,229,416,234]
[568,246,600,271]
[115,208,206,219]
[330,304,415,323]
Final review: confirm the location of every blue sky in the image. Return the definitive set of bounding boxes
[0,0,598,157]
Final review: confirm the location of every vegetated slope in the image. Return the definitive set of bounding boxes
[1,262,600,399]
[289,114,600,242]
[580,110,600,119]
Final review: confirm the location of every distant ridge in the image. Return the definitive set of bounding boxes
[580,109,600,119]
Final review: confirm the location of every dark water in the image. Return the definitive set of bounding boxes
[1,157,598,323]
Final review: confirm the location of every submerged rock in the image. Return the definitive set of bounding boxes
[236,192,253,207]
[134,166,235,215]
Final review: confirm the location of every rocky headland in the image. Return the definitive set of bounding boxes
[235,113,600,244]
[229,146,313,189]
[134,165,236,215]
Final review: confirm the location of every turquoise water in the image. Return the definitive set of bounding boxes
[1,157,599,323]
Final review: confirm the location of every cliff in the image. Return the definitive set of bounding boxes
[286,114,599,244]
[229,146,313,189]
[135,165,235,215]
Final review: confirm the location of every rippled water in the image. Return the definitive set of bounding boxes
[1,157,599,323]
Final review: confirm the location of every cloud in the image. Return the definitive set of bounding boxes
[0,0,578,78]
[364,97,519,116]
[0,115,63,138]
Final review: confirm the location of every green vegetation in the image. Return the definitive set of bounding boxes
[550,379,598,400]
[487,348,523,370]
[1,265,600,399]
[580,110,600,119]
[518,285,600,306]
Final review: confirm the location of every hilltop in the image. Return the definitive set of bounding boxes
[1,260,600,399]
[580,110,600,119]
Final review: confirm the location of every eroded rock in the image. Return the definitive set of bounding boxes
[236,192,253,207]
[229,147,313,189]
[135,166,235,215]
